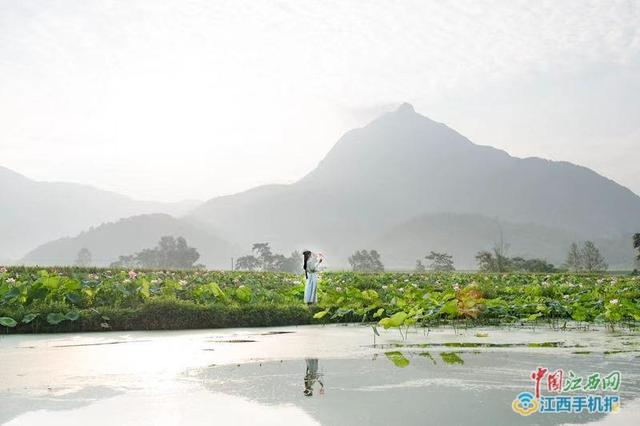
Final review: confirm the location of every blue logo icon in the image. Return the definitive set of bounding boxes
[512,392,540,416]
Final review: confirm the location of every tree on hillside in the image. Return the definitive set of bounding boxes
[235,244,302,272]
[581,241,608,272]
[75,248,92,267]
[279,250,303,274]
[235,243,274,271]
[415,259,426,273]
[251,243,274,269]
[564,241,608,272]
[510,257,556,273]
[477,250,558,273]
[235,255,260,271]
[476,250,503,272]
[476,240,511,272]
[348,250,384,273]
[111,236,200,269]
[424,251,455,272]
[564,242,583,272]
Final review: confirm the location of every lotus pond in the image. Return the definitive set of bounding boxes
[1,268,639,333]
[2,268,639,424]
[1,324,640,425]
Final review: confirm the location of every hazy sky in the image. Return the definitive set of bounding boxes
[1,0,639,202]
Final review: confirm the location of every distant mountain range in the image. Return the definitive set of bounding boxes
[372,213,633,270]
[0,166,200,261]
[21,214,235,268]
[8,103,640,269]
[185,103,639,268]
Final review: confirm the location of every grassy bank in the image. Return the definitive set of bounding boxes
[1,298,316,333]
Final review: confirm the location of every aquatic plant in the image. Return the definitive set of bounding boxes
[0,267,639,333]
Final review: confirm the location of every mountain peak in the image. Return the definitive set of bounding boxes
[396,102,415,113]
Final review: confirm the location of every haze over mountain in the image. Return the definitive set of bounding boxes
[22,214,234,268]
[374,213,634,270]
[0,166,200,261]
[15,104,640,269]
[186,103,640,268]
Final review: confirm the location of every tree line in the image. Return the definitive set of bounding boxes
[71,233,640,272]
[109,236,201,269]
[75,236,202,269]
[234,243,301,273]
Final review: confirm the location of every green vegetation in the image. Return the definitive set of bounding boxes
[110,236,201,269]
[564,241,608,272]
[348,250,385,272]
[440,352,464,365]
[385,351,410,368]
[0,266,639,333]
[476,243,557,273]
[424,251,455,272]
[234,243,302,273]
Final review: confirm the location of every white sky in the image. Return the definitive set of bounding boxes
[1,0,639,202]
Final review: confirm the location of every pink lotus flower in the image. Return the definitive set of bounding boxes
[0,267,7,274]
[128,270,138,280]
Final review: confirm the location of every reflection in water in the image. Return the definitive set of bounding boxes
[195,351,640,426]
[4,326,640,425]
[303,358,324,397]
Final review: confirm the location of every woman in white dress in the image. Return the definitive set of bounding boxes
[303,250,323,305]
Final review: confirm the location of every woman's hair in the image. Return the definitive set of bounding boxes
[302,250,311,278]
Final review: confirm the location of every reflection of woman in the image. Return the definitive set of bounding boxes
[302,251,324,305]
[303,358,324,397]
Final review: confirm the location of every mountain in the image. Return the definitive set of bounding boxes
[187,103,640,268]
[0,166,201,261]
[21,214,235,268]
[372,213,635,270]
[16,104,640,269]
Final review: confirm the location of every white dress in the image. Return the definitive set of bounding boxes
[304,254,322,304]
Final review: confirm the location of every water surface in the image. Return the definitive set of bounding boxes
[1,324,639,425]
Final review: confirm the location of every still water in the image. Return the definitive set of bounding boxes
[1,324,639,425]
